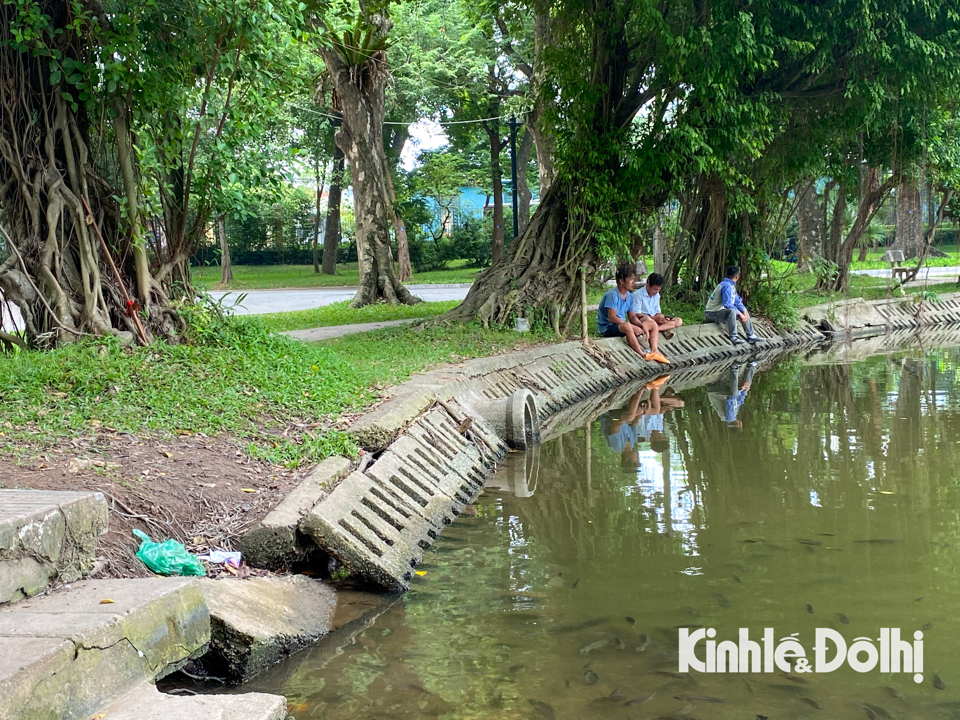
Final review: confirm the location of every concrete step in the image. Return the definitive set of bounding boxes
[99,683,286,720]
[0,490,108,605]
[0,578,209,720]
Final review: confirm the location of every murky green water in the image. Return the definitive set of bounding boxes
[255,342,960,720]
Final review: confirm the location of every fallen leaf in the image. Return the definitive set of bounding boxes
[414,570,427,577]
[241,488,257,493]
[99,599,114,605]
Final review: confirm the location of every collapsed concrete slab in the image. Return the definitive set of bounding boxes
[0,578,209,720]
[99,683,287,720]
[200,575,336,683]
[0,490,108,605]
[239,456,351,570]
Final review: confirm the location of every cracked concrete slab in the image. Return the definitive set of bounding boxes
[0,578,209,720]
[99,682,286,720]
[200,575,336,683]
[0,490,108,605]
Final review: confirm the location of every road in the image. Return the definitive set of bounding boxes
[207,283,473,315]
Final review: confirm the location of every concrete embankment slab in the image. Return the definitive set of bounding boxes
[0,490,108,605]
[0,578,209,720]
[303,404,507,591]
[240,457,352,570]
[100,683,286,720]
[200,575,336,683]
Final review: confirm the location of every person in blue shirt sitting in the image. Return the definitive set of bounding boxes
[704,266,766,346]
[598,265,669,364]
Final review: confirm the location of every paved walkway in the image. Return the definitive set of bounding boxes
[282,318,419,341]
[208,284,472,316]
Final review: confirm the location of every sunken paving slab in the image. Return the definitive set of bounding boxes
[302,403,507,591]
[98,683,286,720]
[0,490,108,605]
[239,456,352,570]
[200,575,336,683]
[0,578,209,720]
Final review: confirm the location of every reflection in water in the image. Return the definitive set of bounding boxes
[260,346,960,720]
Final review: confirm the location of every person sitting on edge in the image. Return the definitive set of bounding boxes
[631,272,683,341]
[704,266,766,346]
[598,265,669,364]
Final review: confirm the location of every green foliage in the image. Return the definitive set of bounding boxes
[0,300,548,467]
[257,299,460,333]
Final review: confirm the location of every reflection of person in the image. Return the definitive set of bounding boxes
[598,265,669,364]
[704,266,766,346]
[631,273,683,340]
[707,362,757,428]
[600,382,684,471]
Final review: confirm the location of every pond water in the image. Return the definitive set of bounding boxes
[253,342,960,720]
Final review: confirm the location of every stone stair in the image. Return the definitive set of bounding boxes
[0,490,290,720]
[0,489,108,605]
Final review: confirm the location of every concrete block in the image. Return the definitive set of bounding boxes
[0,578,209,720]
[0,490,108,604]
[200,575,336,683]
[239,457,352,570]
[99,683,286,720]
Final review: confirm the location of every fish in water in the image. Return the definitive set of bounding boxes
[584,670,599,685]
[609,685,627,700]
[783,671,810,684]
[579,638,610,655]
[881,686,904,699]
[839,613,850,624]
[683,606,701,617]
[674,693,726,703]
[564,679,571,689]
[818,532,835,536]
[550,618,607,634]
[612,636,625,650]
[743,538,766,543]
[508,664,527,674]
[855,539,901,544]
[799,696,822,709]
[623,693,656,706]
[572,578,580,588]
[934,672,946,690]
[797,539,823,546]
[742,678,755,694]
[652,670,689,679]
[859,702,893,718]
[806,545,817,554]
[915,596,926,602]
[714,593,732,608]
[636,633,651,652]
[922,620,934,631]
[625,615,636,626]
[528,699,556,719]
[806,603,815,614]
[734,574,745,584]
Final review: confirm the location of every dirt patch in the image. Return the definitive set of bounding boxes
[0,432,308,577]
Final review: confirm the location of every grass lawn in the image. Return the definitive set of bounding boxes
[0,311,551,468]
[849,245,960,270]
[192,262,481,291]
[258,300,460,333]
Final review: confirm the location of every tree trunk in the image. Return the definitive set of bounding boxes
[319,21,419,307]
[828,169,896,291]
[0,2,181,347]
[322,145,344,275]
[527,12,557,192]
[484,118,506,265]
[312,155,326,274]
[218,215,233,283]
[893,179,924,259]
[443,183,593,328]
[796,179,823,269]
[516,129,534,237]
[384,163,412,282]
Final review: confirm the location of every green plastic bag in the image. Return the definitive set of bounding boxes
[133,529,206,577]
